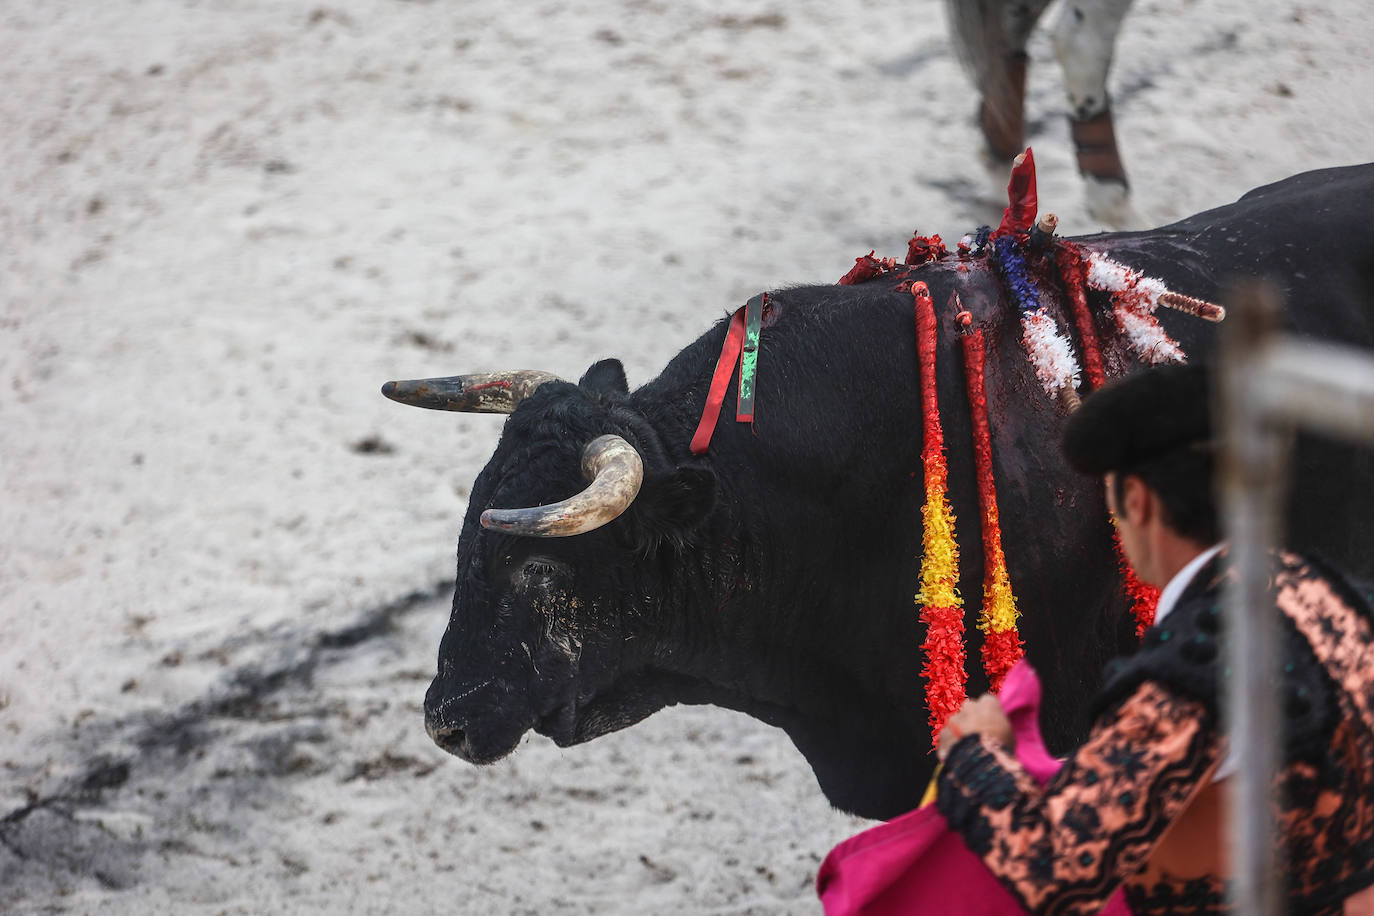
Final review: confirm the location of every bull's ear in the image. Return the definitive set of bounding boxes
[627,466,716,551]
[579,359,629,395]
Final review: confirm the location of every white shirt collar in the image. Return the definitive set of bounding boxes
[1152,543,1225,625]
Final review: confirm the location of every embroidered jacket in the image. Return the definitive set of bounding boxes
[936,553,1374,915]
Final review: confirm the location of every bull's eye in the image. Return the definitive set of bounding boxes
[516,557,571,592]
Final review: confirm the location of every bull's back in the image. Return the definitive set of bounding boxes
[1092,163,1374,582]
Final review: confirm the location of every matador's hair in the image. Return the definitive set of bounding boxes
[1061,363,1220,544]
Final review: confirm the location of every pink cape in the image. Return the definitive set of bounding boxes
[816,660,1131,915]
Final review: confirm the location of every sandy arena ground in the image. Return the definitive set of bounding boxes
[3,0,1372,912]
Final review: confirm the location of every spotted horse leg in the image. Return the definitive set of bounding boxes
[1051,0,1139,226]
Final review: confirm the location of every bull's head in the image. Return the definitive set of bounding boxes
[384,360,715,764]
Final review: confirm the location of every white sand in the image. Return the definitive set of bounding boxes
[3,0,1371,912]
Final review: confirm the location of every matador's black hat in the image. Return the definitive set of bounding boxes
[1061,363,1213,476]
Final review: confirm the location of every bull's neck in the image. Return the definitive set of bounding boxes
[658,489,922,736]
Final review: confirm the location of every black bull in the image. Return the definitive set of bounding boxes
[386,164,1374,821]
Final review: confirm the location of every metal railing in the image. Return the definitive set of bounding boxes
[1216,282,1374,914]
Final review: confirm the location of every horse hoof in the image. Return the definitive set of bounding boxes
[1083,176,1145,230]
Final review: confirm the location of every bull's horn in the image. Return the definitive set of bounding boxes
[381,371,561,414]
[480,435,644,537]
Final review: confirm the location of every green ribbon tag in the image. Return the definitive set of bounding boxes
[737,293,764,422]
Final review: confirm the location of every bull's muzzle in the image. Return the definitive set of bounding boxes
[423,675,534,765]
[423,676,491,758]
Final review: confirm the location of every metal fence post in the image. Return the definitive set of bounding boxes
[1216,281,1374,912]
[1217,282,1286,916]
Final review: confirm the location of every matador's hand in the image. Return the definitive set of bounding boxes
[937,694,1014,762]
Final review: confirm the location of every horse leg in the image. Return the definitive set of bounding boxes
[946,0,1054,164]
[1051,0,1137,224]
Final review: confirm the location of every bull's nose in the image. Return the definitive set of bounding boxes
[423,676,529,764]
[424,675,494,758]
[425,716,469,756]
